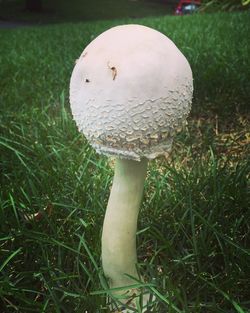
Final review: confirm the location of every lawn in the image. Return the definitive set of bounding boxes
[0,10,249,313]
[0,0,173,24]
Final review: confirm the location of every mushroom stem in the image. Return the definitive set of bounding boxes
[102,158,148,302]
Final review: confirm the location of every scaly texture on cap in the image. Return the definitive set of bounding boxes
[70,24,193,161]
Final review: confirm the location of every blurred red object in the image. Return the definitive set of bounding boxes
[175,0,201,15]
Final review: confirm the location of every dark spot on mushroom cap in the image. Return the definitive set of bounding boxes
[111,67,117,80]
[107,62,117,80]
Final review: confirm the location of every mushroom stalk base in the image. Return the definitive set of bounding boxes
[102,158,148,310]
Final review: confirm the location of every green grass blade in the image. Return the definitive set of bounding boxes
[0,248,22,272]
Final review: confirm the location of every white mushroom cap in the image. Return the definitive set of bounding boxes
[70,24,193,161]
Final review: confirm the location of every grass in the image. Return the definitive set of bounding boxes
[0,0,174,24]
[0,10,249,313]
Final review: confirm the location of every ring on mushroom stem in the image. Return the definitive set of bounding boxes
[70,24,193,312]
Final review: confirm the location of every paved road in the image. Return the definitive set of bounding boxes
[0,20,32,28]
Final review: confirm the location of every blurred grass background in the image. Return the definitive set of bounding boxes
[0,2,249,312]
[0,0,248,25]
[0,0,173,23]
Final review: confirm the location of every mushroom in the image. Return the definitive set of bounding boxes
[70,24,193,311]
